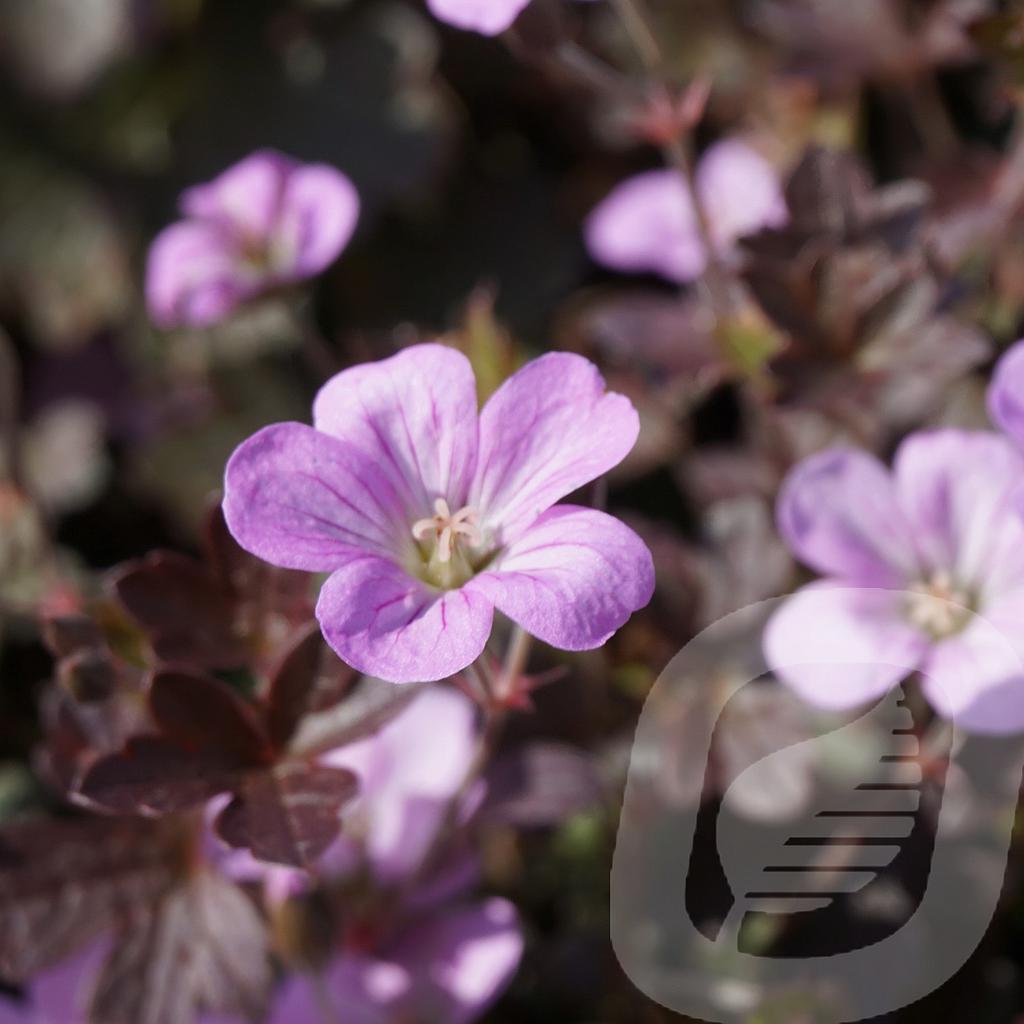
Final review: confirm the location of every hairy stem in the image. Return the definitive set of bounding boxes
[607,0,733,325]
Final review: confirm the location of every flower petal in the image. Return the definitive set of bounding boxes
[584,169,706,282]
[764,583,929,710]
[471,354,639,543]
[988,338,1024,449]
[223,423,407,571]
[145,221,255,329]
[921,588,1024,734]
[181,150,293,239]
[777,447,918,586]
[316,557,493,683]
[468,506,654,651]
[313,344,480,517]
[426,0,531,34]
[893,429,1024,597]
[274,163,360,280]
[390,898,523,1024]
[319,899,522,1023]
[322,687,478,880]
[696,139,787,251]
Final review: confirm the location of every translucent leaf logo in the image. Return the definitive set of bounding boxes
[611,592,1024,1022]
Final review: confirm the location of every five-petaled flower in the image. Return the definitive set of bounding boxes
[585,139,787,283]
[764,429,1024,733]
[146,150,359,329]
[223,344,654,684]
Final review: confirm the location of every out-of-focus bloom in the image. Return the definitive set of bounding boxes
[585,139,787,283]
[0,940,108,1024]
[269,897,522,1024]
[224,343,654,683]
[21,400,109,513]
[146,150,359,329]
[988,339,1024,450]
[764,430,1024,733]
[211,686,479,894]
[211,685,521,1024]
[426,0,531,34]
[321,686,478,882]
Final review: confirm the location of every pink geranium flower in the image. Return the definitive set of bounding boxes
[211,686,520,1024]
[764,430,1024,733]
[146,150,359,329]
[585,139,787,283]
[223,343,654,684]
[427,0,532,34]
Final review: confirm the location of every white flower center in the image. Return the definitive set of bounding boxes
[411,498,482,563]
[906,570,972,640]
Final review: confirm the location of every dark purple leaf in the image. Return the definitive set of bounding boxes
[57,647,117,703]
[0,816,178,981]
[113,553,245,670]
[148,670,271,765]
[89,869,271,1024]
[265,626,354,754]
[35,685,139,796]
[215,763,358,868]
[40,614,104,659]
[78,737,241,815]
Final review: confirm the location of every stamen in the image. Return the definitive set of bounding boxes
[906,570,972,639]
[410,501,483,565]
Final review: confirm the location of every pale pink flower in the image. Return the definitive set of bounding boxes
[223,343,654,683]
[146,150,359,328]
[765,430,1024,733]
[585,139,787,282]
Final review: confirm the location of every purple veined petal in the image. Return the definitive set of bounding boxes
[180,150,294,240]
[776,447,919,587]
[467,506,654,651]
[223,422,409,571]
[695,139,787,252]
[145,221,257,329]
[892,429,1024,596]
[426,0,532,35]
[272,163,360,281]
[470,354,639,543]
[763,582,929,710]
[315,556,494,683]
[313,344,480,517]
[921,588,1024,734]
[584,169,707,283]
[321,687,478,880]
[988,339,1024,450]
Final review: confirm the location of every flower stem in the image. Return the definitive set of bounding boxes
[499,624,533,704]
[462,661,493,707]
[606,0,734,326]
